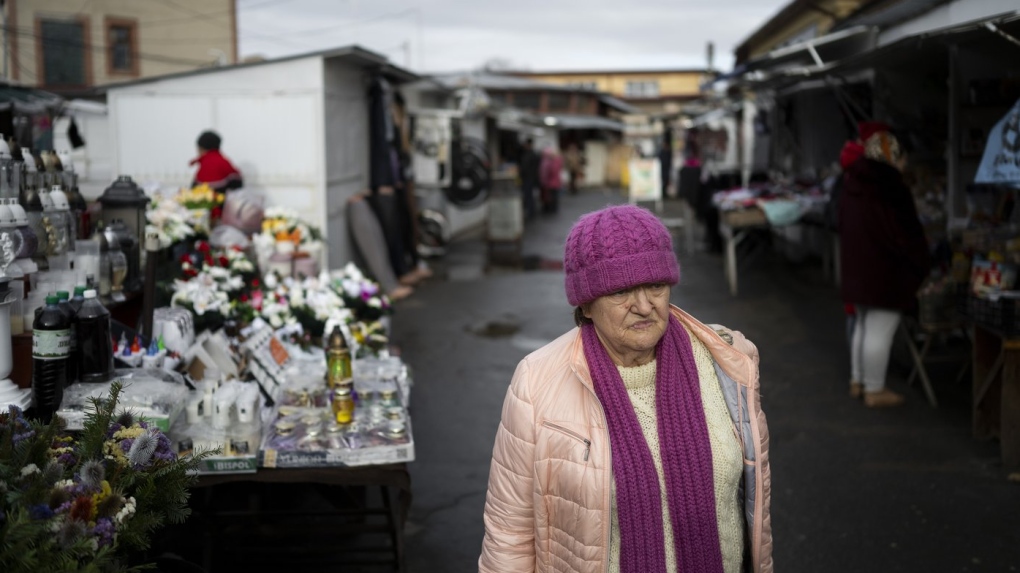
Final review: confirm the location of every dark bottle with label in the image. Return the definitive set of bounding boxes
[32,294,70,423]
[68,287,87,385]
[55,290,77,387]
[76,289,114,383]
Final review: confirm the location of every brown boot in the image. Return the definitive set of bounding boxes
[849,381,864,399]
[864,388,905,408]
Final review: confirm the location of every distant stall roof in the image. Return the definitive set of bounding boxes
[542,114,624,131]
[98,45,417,92]
[0,83,62,114]
[427,71,639,114]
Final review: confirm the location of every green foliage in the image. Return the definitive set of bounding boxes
[0,383,213,573]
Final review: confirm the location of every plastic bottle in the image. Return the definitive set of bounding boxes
[76,289,114,383]
[32,294,70,422]
[55,290,76,386]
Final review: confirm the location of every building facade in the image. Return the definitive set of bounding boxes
[1,0,238,94]
[512,69,708,116]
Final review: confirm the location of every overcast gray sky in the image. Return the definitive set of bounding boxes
[237,0,790,73]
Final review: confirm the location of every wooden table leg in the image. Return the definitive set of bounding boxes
[1001,340,1020,469]
[972,325,1003,440]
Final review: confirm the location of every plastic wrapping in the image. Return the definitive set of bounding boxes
[56,368,189,432]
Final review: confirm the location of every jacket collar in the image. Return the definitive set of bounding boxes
[569,305,755,388]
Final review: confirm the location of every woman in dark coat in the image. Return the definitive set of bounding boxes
[839,124,930,408]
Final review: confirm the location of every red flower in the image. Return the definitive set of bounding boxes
[68,496,95,523]
[204,254,214,266]
[240,293,250,302]
[183,268,199,279]
[196,241,211,253]
[252,278,260,288]
[218,256,229,267]
[232,246,243,253]
[211,206,223,219]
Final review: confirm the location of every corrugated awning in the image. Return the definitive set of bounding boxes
[0,83,63,114]
[745,26,877,73]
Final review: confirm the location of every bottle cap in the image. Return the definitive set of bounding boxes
[45,294,58,305]
[73,286,86,295]
[56,290,69,301]
[84,289,97,299]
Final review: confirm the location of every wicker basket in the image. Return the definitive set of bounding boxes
[722,207,768,227]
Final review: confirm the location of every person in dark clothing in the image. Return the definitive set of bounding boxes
[519,138,540,220]
[658,136,673,200]
[839,123,930,408]
[190,130,243,191]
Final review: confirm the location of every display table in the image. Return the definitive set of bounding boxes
[718,207,770,296]
[971,324,1020,469]
[192,463,412,571]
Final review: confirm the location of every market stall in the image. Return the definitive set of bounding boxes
[0,149,418,567]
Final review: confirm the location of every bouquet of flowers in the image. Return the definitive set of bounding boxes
[259,207,321,247]
[0,384,211,573]
[263,271,350,338]
[350,319,390,358]
[175,184,225,233]
[145,189,196,249]
[331,263,392,323]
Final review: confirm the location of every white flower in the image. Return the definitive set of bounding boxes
[269,314,282,328]
[367,297,382,308]
[116,496,137,524]
[20,463,40,477]
[263,273,278,290]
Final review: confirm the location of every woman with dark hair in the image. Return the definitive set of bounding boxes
[190,130,243,191]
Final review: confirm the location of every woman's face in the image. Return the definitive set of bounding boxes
[583,283,671,367]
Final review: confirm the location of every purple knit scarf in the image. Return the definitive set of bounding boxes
[582,316,724,573]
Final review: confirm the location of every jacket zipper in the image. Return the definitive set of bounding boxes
[541,421,591,461]
[573,381,612,573]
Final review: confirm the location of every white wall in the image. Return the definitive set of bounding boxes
[322,59,370,268]
[107,57,328,240]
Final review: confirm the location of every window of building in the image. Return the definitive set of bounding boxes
[511,92,542,111]
[39,18,88,87]
[547,92,571,112]
[624,80,659,99]
[106,18,138,75]
[568,81,597,91]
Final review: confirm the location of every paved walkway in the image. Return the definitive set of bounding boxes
[393,188,1019,573]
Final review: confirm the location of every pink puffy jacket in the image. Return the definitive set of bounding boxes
[479,306,773,573]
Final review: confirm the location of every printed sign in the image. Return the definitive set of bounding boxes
[628,159,662,203]
[975,97,1020,184]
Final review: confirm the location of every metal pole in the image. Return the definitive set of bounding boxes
[947,44,959,233]
[1,0,8,81]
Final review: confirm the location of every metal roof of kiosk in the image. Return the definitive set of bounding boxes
[97,45,418,92]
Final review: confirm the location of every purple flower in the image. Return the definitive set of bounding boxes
[57,451,77,467]
[29,504,54,520]
[92,517,116,547]
[12,429,35,444]
[120,439,134,454]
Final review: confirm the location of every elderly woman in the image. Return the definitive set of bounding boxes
[479,204,773,573]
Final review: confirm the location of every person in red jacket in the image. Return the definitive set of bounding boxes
[839,122,931,408]
[190,131,243,192]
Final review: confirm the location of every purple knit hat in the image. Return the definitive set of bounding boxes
[564,204,679,306]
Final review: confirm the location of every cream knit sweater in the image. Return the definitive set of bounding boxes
[608,329,745,573]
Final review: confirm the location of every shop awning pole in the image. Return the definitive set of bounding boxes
[947,44,960,232]
[985,22,1020,50]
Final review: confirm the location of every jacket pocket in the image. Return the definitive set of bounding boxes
[541,420,592,461]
